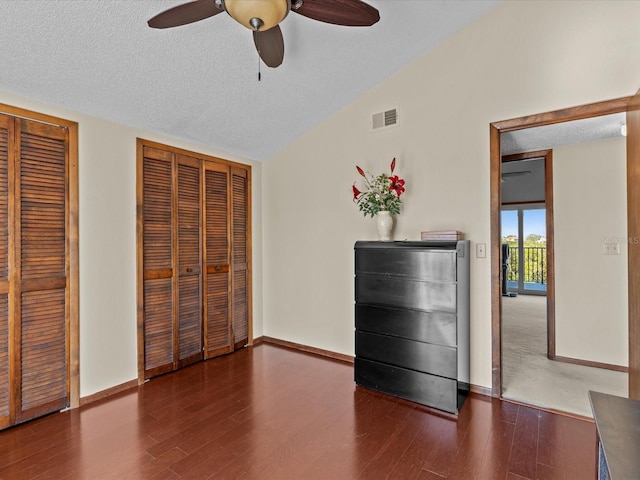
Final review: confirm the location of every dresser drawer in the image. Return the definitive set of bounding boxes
[355,357,458,413]
[355,248,456,282]
[356,275,456,312]
[355,304,456,347]
[355,331,457,379]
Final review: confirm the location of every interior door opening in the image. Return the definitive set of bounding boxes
[492,96,637,415]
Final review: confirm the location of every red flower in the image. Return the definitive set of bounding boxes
[390,157,396,173]
[352,184,362,200]
[356,165,365,177]
[389,175,405,196]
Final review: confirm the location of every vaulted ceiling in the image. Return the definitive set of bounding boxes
[0,0,499,161]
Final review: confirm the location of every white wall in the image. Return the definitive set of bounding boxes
[554,137,628,366]
[0,91,263,398]
[262,0,640,389]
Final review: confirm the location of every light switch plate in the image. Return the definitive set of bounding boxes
[476,243,486,258]
[603,243,620,255]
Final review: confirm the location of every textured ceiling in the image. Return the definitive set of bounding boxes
[501,112,627,156]
[0,0,499,161]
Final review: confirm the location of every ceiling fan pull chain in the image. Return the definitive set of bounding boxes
[250,17,264,82]
[257,36,262,81]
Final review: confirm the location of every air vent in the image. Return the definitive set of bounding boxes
[371,108,398,131]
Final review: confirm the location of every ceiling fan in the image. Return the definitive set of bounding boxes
[147,0,380,69]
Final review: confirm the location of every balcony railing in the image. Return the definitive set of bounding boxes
[507,246,547,285]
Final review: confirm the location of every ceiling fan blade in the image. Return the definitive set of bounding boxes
[292,0,380,27]
[148,0,224,29]
[253,26,285,68]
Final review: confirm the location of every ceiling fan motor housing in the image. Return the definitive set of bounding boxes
[223,0,291,31]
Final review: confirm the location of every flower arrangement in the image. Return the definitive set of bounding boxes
[352,158,406,217]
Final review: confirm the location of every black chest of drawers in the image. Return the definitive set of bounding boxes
[354,241,470,414]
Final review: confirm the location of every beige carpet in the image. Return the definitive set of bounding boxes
[501,294,628,417]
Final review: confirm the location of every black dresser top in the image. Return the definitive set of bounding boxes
[355,240,461,250]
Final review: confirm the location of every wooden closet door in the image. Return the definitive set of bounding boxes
[203,162,232,358]
[16,119,69,423]
[138,139,251,378]
[142,147,175,378]
[0,115,11,429]
[176,155,202,368]
[231,167,249,349]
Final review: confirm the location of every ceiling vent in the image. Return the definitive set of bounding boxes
[371,108,398,131]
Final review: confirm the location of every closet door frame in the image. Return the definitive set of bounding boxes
[0,103,79,413]
[136,139,252,383]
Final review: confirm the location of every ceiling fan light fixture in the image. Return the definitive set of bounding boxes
[224,0,290,31]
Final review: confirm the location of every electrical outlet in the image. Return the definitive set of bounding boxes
[603,242,620,255]
[476,243,486,258]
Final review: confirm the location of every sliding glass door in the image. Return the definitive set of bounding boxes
[501,206,547,295]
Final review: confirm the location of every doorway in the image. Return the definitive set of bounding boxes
[490,95,640,410]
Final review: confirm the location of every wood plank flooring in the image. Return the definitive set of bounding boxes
[0,344,596,479]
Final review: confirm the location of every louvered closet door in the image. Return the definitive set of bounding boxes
[203,162,232,358]
[0,116,11,429]
[176,155,202,368]
[138,139,251,377]
[16,119,69,423]
[231,167,249,349]
[142,147,175,378]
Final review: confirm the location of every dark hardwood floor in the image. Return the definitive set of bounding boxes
[0,344,596,479]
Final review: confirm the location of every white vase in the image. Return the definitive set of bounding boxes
[375,211,393,241]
